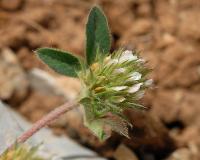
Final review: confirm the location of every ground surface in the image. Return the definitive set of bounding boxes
[0,0,200,160]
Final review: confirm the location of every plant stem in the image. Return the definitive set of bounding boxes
[10,101,78,148]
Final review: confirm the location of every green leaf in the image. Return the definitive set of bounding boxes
[86,6,111,65]
[36,48,81,77]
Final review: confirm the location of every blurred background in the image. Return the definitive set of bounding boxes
[0,0,200,160]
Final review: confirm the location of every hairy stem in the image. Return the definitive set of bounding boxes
[10,101,78,148]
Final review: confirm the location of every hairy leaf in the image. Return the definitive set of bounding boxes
[36,48,81,77]
[86,6,111,65]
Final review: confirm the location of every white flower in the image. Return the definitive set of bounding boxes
[119,50,138,63]
[114,68,126,74]
[128,83,143,93]
[144,79,153,86]
[128,72,142,81]
[112,86,128,91]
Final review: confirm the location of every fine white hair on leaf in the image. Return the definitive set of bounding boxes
[112,86,128,91]
[119,50,138,62]
[128,83,143,93]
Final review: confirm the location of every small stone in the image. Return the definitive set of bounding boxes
[0,48,29,102]
[166,147,198,160]
[0,0,24,11]
[157,33,176,48]
[137,4,152,17]
[163,33,176,45]
[114,144,138,160]
[132,19,152,35]
[178,10,200,40]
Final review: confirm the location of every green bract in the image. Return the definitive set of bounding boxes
[35,6,152,140]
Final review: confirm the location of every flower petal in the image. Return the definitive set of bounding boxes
[128,83,143,93]
[112,86,128,91]
[119,50,137,62]
[128,72,142,81]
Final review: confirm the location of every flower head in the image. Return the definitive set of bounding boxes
[78,49,152,140]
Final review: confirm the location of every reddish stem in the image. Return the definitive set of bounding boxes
[10,101,77,148]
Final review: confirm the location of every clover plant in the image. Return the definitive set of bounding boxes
[35,6,152,140]
[2,7,153,156]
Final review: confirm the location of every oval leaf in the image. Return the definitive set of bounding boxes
[86,6,111,65]
[36,48,81,77]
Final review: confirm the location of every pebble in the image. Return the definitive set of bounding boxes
[0,0,24,11]
[0,48,29,101]
[114,144,138,160]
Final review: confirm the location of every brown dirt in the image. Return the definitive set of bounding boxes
[1,0,200,159]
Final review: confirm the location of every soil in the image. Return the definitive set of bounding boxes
[1,0,200,160]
